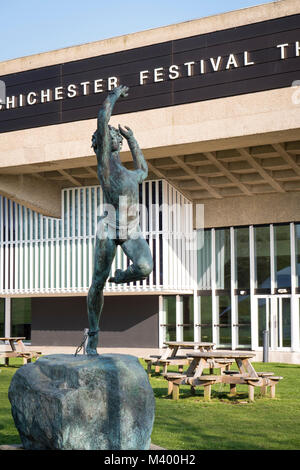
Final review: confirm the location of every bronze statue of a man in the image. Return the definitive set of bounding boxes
[86,85,153,355]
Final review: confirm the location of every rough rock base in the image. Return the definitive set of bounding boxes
[8,354,155,450]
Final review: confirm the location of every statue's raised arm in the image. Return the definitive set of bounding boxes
[118,125,148,183]
[92,85,129,183]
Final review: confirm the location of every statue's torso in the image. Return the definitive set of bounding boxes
[97,156,140,238]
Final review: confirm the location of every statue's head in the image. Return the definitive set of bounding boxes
[91,126,123,153]
[109,125,123,151]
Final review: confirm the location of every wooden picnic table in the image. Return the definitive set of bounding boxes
[0,337,42,365]
[163,350,283,402]
[144,341,215,375]
[161,341,215,359]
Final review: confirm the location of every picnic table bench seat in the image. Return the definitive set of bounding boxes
[256,372,275,377]
[144,356,162,373]
[0,350,42,365]
[163,372,224,401]
[144,355,190,374]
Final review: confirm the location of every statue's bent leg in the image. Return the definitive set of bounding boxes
[86,236,116,354]
[109,236,153,284]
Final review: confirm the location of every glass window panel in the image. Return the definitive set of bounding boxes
[295,224,300,288]
[11,298,31,340]
[183,296,194,341]
[235,227,250,290]
[274,225,291,289]
[215,228,231,290]
[237,295,251,347]
[164,296,176,342]
[217,295,231,346]
[199,295,212,342]
[0,299,4,337]
[280,298,291,348]
[258,298,271,347]
[86,188,90,236]
[75,189,79,237]
[255,226,271,289]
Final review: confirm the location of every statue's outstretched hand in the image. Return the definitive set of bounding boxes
[118,125,133,140]
[111,85,129,98]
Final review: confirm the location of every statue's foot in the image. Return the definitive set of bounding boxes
[86,347,98,356]
[108,269,124,284]
[109,268,147,284]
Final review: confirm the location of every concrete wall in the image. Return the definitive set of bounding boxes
[31,295,159,348]
[201,191,300,228]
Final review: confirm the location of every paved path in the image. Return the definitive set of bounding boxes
[25,346,163,358]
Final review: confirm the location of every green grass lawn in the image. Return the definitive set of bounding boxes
[1,358,300,450]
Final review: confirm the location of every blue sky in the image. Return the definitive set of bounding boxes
[0,0,275,62]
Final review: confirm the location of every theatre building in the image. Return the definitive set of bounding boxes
[1,0,300,361]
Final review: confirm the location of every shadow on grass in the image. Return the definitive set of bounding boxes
[0,365,22,370]
[152,385,253,403]
[274,364,300,369]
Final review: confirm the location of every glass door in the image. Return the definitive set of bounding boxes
[162,296,177,342]
[257,296,291,350]
[277,297,291,348]
[182,296,194,341]
[215,293,231,348]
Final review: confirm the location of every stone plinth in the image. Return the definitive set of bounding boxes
[8,354,155,450]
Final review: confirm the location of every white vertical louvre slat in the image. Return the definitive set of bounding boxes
[24,207,29,292]
[34,212,38,292]
[55,220,60,291]
[0,197,3,293]
[29,209,34,292]
[167,183,172,290]
[50,218,54,291]
[40,214,44,292]
[61,191,66,292]
[4,198,9,292]
[77,189,82,291]
[174,189,177,289]
[141,179,147,289]
[71,189,76,291]
[45,218,49,292]
[148,182,153,289]
[88,187,93,287]
[82,188,87,290]
[12,202,18,291]
[155,181,160,288]
[15,204,20,292]
[9,200,14,292]
[180,194,185,289]
[162,181,168,290]
[66,190,71,291]
[92,186,97,289]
